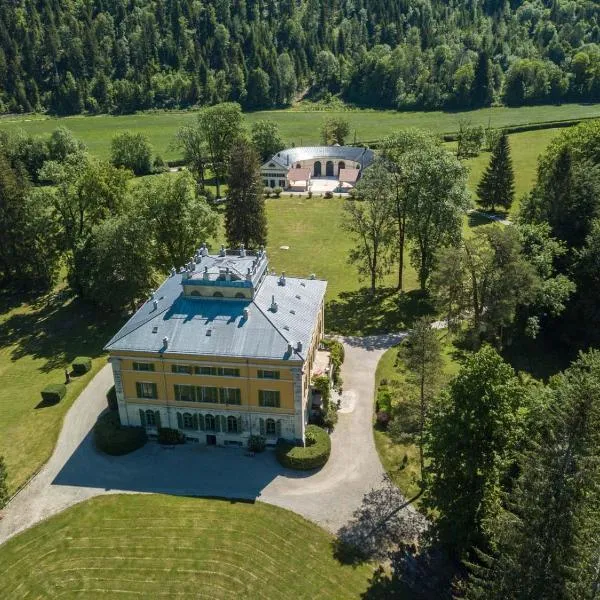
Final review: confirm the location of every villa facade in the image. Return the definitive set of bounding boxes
[104,245,327,446]
[260,145,375,192]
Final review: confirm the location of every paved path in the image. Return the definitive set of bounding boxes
[0,334,405,546]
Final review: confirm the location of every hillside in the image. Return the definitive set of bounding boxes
[0,0,598,115]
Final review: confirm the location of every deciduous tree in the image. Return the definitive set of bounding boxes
[321,117,350,146]
[250,120,285,162]
[343,161,395,292]
[424,346,528,559]
[197,102,244,198]
[110,131,153,175]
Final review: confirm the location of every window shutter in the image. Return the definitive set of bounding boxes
[276,420,282,438]
[221,415,227,432]
[259,418,265,435]
[155,410,161,429]
[237,416,243,433]
[139,409,146,426]
[199,414,205,431]
[258,390,264,407]
[215,415,221,432]
[136,382,142,398]
[177,412,183,428]
[193,413,199,430]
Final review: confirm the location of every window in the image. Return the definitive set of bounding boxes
[136,382,157,399]
[279,179,285,187]
[197,386,219,403]
[133,362,154,372]
[146,409,156,426]
[266,418,276,436]
[174,384,195,402]
[258,369,280,380]
[183,413,193,429]
[205,414,215,431]
[259,390,280,408]
[227,415,238,433]
[219,388,241,405]
[171,364,192,375]
[195,366,240,377]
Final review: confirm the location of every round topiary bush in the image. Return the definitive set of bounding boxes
[276,425,331,470]
[94,412,147,456]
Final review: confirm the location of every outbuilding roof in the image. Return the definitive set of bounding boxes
[265,145,375,170]
[287,168,311,182]
[104,263,327,362]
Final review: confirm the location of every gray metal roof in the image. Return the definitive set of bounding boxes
[104,268,327,362]
[265,145,375,170]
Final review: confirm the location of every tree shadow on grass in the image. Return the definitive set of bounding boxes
[326,288,436,336]
[0,290,123,373]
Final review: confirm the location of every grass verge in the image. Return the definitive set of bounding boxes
[0,494,375,599]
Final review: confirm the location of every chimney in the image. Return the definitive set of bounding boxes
[279,272,286,286]
[219,244,226,257]
[152,299,158,311]
[203,266,209,281]
[243,307,249,320]
[270,295,278,312]
[287,343,293,354]
[296,341,303,352]
[246,268,252,281]
[202,243,209,257]
[162,336,169,348]
[239,244,246,257]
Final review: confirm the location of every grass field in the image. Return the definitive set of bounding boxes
[0,494,375,599]
[0,289,119,494]
[373,334,462,503]
[0,103,597,161]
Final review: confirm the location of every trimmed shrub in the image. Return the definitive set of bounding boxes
[324,190,333,199]
[94,411,147,456]
[263,187,271,198]
[273,186,282,198]
[72,356,92,375]
[322,338,345,390]
[106,385,118,411]
[248,435,266,453]
[276,425,331,470]
[41,383,66,404]
[307,190,313,198]
[158,427,185,445]
[322,403,339,430]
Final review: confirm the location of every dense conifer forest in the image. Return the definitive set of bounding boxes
[0,0,599,115]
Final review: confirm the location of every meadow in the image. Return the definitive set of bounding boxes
[0,494,375,599]
[1,103,598,161]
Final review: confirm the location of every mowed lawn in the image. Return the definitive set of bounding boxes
[0,494,375,599]
[0,102,597,161]
[0,290,119,494]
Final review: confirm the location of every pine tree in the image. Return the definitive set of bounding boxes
[476,131,515,213]
[471,51,493,108]
[225,140,267,249]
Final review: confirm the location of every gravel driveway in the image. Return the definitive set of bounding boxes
[0,334,404,546]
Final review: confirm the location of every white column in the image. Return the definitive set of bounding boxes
[109,357,129,426]
[292,367,305,445]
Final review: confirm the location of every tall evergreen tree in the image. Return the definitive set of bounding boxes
[471,51,493,107]
[225,140,267,249]
[476,131,515,213]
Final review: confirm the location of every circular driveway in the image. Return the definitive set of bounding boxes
[0,334,404,546]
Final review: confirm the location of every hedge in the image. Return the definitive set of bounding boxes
[72,356,92,375]
[158,427,185,445]
[41,383,67,404]
[94,411,147,456]
[276,425,331,470]
[106,385,118,411]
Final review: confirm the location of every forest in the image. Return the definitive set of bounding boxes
[0,0,599,116]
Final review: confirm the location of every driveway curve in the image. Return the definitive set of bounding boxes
[0,334,404,546]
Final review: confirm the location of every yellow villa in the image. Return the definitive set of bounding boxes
[104,244,327,446]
